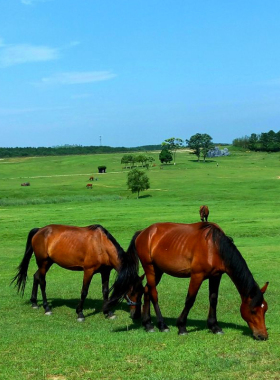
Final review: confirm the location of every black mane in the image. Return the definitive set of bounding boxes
[205,223,263,305]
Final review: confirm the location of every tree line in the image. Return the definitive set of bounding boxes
[232,130,280,152]
[121,154,155,168]
[0,144,162,158]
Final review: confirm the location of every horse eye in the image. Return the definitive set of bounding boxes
[251,309,257,315]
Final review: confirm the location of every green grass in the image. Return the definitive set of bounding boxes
[0,149,280,379]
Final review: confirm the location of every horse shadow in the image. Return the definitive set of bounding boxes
[24,298,252,337]
[113,315,251,337]
[25,297,133,319]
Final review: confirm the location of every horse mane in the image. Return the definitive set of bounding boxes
[203,223,263,305]
[87,224,125,259]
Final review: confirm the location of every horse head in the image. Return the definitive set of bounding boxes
[240,282,269,340]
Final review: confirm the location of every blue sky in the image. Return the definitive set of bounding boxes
[1,0,280,148]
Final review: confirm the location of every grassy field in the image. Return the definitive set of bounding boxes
[0,148,279,380]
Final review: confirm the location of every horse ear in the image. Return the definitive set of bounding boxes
[260,282,269,294]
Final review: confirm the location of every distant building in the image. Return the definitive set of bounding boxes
[207,147,230,157]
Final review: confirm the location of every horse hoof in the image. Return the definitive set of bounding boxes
[215,330,224,335]
[146,328,155,333]
[77,317,85,322]
[178,331,188,336]
[107,314,116,320]
[32,305,39,309]
[161,328,170,333]
[45,311,52,316]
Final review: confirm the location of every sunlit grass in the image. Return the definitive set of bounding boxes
[0,149,280,379]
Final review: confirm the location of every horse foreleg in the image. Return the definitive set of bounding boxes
[207,275,223,334]
[150,285,169,332]
[176,273,204,335]
[76,269,94,322]
[101,268,115,319]
[30,270,40,308]
[142,268,168,332]
[142,284,154,332]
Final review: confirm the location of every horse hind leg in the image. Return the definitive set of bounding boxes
[38,260,53,315]
[30,269,40,309]
[207,275,223,334]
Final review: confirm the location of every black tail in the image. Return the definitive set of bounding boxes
[105,231,141,310]
[11,228,40,295]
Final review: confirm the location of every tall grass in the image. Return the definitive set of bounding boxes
[0,149,279,379]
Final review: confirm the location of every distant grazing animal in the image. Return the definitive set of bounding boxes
[89,176,94,181]
[21,182,30,186]
[11,224,142,321]
[105,222,269,340]
[199,205,209,222]
[86,183,92,189]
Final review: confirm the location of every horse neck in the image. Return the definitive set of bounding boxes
[218,232,258,299]
[226,263,258,300]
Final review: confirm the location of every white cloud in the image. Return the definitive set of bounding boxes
[0,43,59,67]
[21,0,53,5]
[40,71,116,85]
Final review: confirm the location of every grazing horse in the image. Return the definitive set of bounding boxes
[11,224,142,321]
[89,176,94,181]
[105,222,269,340]
[21,182,30,186]
[199,205,209,222]
[86,183,92,189]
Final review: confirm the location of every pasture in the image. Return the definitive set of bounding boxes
[0,148,279,380]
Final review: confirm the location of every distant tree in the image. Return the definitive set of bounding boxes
[260,130,279,151]
[186,133,202,161]
[186,133,213,162]
[135,154,147,167]
[127,168,150,198]
[162,137,183,165]
[200,134,214,162]
[232,136,250,149]
[159,148,173,164]
[248,133,259,151]
[121,154,134,168]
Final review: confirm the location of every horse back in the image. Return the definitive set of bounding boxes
[135,222,224,278]
[31,224,119,271]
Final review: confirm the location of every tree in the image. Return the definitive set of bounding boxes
[161,137,183,165]
[127,168,150,198]
[121,154,134,168]
[248,133,259,151]
[186,133,202,161]
[200,134,214,162]
[186,133,213,162]
[159,148,173,164]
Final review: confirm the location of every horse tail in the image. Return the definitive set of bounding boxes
[105,230,141,309]
[11,228,40,295]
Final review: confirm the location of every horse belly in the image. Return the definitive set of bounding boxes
[49,250,85,270]
[152,249,193,278]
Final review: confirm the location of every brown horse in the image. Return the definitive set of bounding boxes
[89,176,94,181]
[199,205,209,221]
[86,183,92,189]
[105,222,269,340]
[11,224,142,321]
